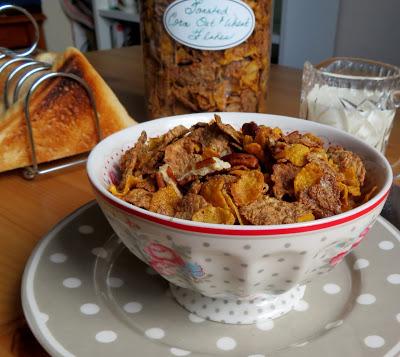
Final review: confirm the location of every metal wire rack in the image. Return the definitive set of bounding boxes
[0,4,101,179]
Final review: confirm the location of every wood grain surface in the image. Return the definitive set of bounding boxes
[0,46,398,356]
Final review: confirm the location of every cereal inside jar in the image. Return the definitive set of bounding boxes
[139,0,272,118]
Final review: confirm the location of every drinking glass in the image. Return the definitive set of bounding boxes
[300,57,400,154]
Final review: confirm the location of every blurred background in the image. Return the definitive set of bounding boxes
[1,0,400,68]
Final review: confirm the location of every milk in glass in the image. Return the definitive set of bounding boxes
[306,85,396,153]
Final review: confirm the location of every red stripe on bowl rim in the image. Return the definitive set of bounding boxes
[93,184,389,236]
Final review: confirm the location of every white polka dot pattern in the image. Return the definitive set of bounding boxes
[364,335,385,348]
[216,337,237,351]
[49,253,67,263]
[91,247,108,259]
[62,277,81,288]
[387,274,400,284]
[379,241,394,250]
[123,302,142,314]
[78,225,94,234]
[353,259,369,270]
[356,294,376,305]
[80,303,100,315]
[145,328,165,339]
[95,330,117,343]
[25,202,400,356]
[106,277,124,288]
[323,283,341,294]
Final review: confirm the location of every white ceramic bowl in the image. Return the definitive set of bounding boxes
[87,113,392,324]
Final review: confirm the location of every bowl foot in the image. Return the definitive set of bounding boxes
[170,284,306,324]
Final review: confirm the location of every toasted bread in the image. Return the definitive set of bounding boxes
[0,59,21,116]
[0,47,136,173]
[0,52,57,116]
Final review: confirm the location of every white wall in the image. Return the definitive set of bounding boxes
[334,0,400,66]
[42,0,74,52]
[278,0,340,69]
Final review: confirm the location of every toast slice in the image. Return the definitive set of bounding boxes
[0,52,57,116]
[0,47,137,173]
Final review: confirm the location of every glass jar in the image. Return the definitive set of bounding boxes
[139,0,272,119]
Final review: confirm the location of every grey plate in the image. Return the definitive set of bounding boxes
[21,201,400,357]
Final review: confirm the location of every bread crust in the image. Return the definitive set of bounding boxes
[0,48,136,173]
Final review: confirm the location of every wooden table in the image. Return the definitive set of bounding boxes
[0,46,399,356]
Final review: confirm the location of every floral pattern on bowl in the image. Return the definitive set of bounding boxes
[329,225,372,266]
[143,242,205,280]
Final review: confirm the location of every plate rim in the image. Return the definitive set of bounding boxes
[20,202,400,357]
[21,200,97,357]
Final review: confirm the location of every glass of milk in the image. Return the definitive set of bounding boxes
[300,58,400,154]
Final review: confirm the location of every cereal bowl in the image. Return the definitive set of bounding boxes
[87,112,392,324]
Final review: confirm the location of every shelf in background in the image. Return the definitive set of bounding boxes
[99,9,139,23]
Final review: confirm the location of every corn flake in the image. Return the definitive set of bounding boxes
[200,177,229,209]
[109,175,142,197]
[297,212,315,222]
[231,170,264,206]
[338,182,350,210]
[149,185,181,217]
[222,190,244,225]
[244,142,265,162]
[255,126,283,149]
[294,162,323,196]
[280,144,310,167]
[240,61,259,91]
[341,167,361,196]
[243,135,254,146]
[307,147,329,162]
[192,206,235,224]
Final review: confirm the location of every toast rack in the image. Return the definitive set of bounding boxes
[0,4,101,179]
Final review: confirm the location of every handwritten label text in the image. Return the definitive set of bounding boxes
[164,0,255,50]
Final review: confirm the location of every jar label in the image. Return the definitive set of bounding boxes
[163,0,256,51]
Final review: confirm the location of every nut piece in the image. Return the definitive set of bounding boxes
[242,122,259,137]
[155,172,166,189]
[221,153,259,169]
[195,157,216,170]
[166,166,177,182]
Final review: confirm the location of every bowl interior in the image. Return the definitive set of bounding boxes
[87,112,392,227]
